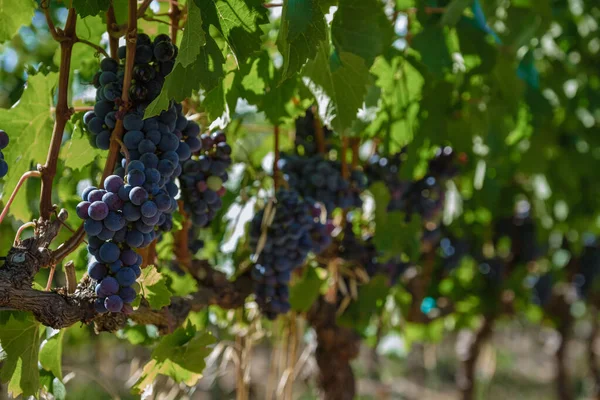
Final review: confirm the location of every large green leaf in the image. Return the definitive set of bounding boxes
[192,0,268,62]
[331,0,394,66]
[441,0,473,26]
[0,0,35,43]
[370,182,422,260]
[133,323,215,392]
[290,267,324,312]
[337,275,389,333]
[72,0,111,17]
[303,48,370,133]
[39,330,64,381]
[135,265,173,310]
[176,1,206,68]
[277,0,327,80]
[61,120,106,172]
[0,314,41,398]
[412,27,452,76]
[0,72,57,222]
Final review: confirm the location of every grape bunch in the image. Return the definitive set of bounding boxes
[83,33,178,149]
[0,130,8,178]
[366,147,459,221]
[294,108,333,156]
[338,225,408,284]
[88,244,141,314]
[278,153,367,215]
[249,190,328,319]
[179,130,232,228]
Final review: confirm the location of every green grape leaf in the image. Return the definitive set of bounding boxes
[0,314,41,398]
[441,0,473,26]
[176,1,206,67]
[144,60,204,118]
[277,0,327,80]
[193,0,269,62]
[234,52,298,124]
[0,0,35,43]
[370,182,422,260]
[331,0,394,66]
[133,323,215,392]
[337,275,388,333]
[137,265,173,309]
[39,330,64,380]
[290,267,324,312]
[412,26,452,76]
[303,48,370,133]
[72,0,111,17]
[112,0,128,24]
[0,72,57,222]
[61,123,106,171]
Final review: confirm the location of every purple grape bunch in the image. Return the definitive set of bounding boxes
[83,33,178,149]
[88,244,141,314]
[248,190,330,319]
[179,130,232,229]
[278,153,367,215]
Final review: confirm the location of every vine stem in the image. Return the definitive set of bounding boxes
[264,2,282,7]
[458,314,495,400]
[0,171,41,225]
[341,137,349,180]
[351,139,359,169]
[137,0,153,17]
[313,108,326,154]
[273,125,280,190]
[39,9,77,221]
[101,0,137,185]
[106,5,119,57]
[169,0,180,42]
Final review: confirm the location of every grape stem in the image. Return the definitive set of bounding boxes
[0,171,41,225]
[39,9,77,221]
[75,38,109,58]
[263,3,283,8]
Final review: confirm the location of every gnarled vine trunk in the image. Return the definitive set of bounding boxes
[456,315,495,400]
[308,298,361,400]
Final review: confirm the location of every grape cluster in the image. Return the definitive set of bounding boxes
[0,130,8,178]
[294,108,333,156]
[88,244,141,313]
[366,146,459,221]
[78,33,200,313]
[83,33,178,149]
[338,225,407,284]
[249,190,328,319]
[278,153,367,215]
[179,130,232,228]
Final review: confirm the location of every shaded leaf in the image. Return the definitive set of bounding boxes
[0,314,41,398]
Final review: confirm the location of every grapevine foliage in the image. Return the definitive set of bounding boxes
[0,1,598,399]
